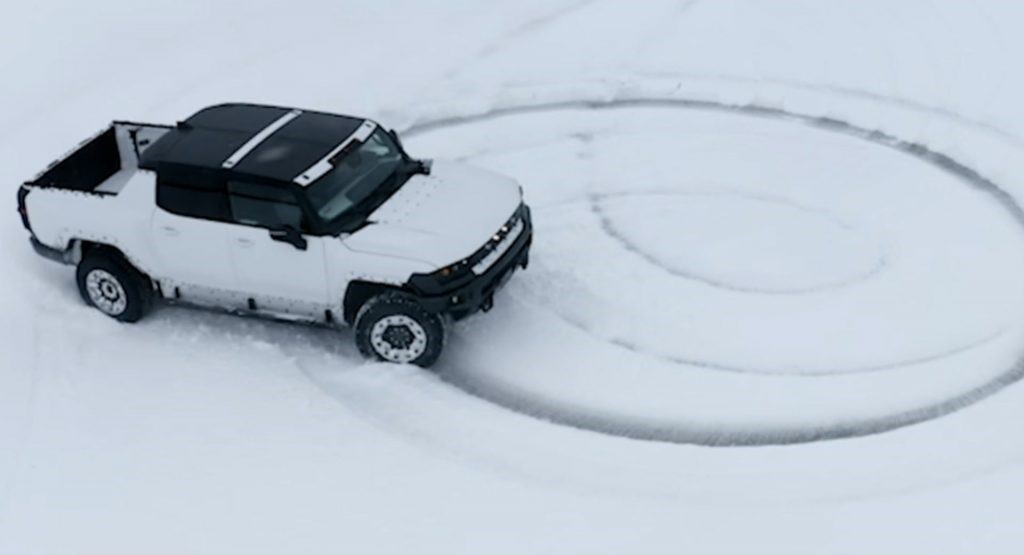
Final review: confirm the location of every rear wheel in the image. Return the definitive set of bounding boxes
[75,249,153,323]
[355,292,445,367]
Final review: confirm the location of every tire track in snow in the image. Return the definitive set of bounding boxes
[476,0,603,58]
[533,188,1004,376]
[587,189,888,296]
[443,0,603,80]
[438,334,1024,446]
[633,0,701,61]
[404,94,1024,445]
[404,97,1024,228]
[637,70,1024,147]
[516,271,1009,378]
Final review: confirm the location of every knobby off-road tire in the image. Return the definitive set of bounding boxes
[355,292,445,368]
[75,249,154,323]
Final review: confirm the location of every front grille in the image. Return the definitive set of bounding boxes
[468,205,525,275]
[472,218,525,275]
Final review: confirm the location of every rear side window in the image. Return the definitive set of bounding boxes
[156,174,231,222]
[227,181,304,230]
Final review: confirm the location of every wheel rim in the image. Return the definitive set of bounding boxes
[369,315,428,363]
[85,269,128,316]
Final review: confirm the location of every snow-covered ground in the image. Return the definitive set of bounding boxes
[4,1,1024,553]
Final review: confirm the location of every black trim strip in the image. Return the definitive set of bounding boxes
[16,186,31,232]
[29,238,69,265]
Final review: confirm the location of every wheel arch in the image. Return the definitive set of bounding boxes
[70,240,153,289]
[342,280,409,325]
[69,239,127,266]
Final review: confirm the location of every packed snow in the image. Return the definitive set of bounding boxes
[4,0,1024,553]
[411,99,1024,443]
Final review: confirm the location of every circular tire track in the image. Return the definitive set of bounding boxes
[403,94,1024,446]
[587,190,889,296]
[532,295,1008,378]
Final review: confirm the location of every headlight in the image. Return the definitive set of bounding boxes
[408,204,526,295]
[435,259,471,283]
[409,259,473,295]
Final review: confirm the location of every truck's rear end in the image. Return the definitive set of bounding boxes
[18,122,171,263]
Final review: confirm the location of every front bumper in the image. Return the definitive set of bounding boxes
[413,205,533,320]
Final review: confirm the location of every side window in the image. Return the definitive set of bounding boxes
[227,181,304,231]
[156,173,231,222]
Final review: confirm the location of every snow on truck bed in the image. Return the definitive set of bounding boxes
[5,1,1024,554]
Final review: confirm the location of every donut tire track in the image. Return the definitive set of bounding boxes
[586,190,889,296]
[404,95,1024,446]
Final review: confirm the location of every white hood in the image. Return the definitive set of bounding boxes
[342,160,523,267]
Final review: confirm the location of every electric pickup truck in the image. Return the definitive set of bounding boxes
[17,103,532,367]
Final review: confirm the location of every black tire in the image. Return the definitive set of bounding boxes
[75,249,153,323]
[354,292,445,368]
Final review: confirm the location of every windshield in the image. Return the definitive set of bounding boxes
[305,128,406,225]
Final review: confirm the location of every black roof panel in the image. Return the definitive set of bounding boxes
[140,104,366,183]
[234,111,364,181]
[187,104,290,133]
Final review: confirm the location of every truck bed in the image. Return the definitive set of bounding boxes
[27,122,171,195]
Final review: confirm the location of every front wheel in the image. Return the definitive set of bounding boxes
[354,292,445,368]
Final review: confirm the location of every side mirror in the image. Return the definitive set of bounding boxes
[269,226,308,251]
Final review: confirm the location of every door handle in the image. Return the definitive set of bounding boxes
[236,238,254,248]
[160,226,180,237]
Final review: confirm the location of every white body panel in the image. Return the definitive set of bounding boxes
[27,170,162,273]
[24,125,523,324]
[227,225,329,319]
[150,207,238,305]
[345,161,522,266]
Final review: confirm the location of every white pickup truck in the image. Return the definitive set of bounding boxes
[17,104,532,367]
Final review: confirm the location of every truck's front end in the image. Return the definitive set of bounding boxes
[407,201,532,320]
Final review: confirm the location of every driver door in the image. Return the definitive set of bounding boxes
[225,180,329,320]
